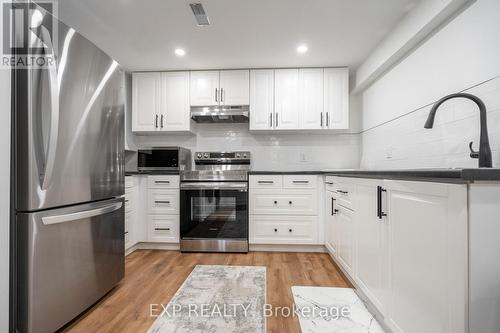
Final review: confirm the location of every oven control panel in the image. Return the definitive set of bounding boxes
[194,151,251,161]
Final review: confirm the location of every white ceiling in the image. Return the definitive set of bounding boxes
[57,0,422,72]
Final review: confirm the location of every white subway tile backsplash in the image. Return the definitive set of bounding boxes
[361,76,500,169]
[134,124,360,171]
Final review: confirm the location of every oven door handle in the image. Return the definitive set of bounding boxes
[180,182,248,191]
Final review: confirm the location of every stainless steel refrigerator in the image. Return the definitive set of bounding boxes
[12,8,125,333]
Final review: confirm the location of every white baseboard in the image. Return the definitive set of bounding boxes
[126,242,326,255]
[249,244,327,253]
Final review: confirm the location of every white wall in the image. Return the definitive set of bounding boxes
[0,69,11,331]
[133,125,360,171]
[360,0,500,168]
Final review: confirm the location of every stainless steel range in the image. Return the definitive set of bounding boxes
[180,151,251,252]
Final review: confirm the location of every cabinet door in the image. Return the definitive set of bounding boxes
[299,68,324,129]
[337,205,354,275]
[250,70,274,130]
[190,71,220,106]
[354,180,389,313]
[160,72,190,131]
[325,190,337,255]
[324,68,349,129]
[132,72,160,132]
[385,181,467,333]
[220,70,249,106]
[274,69,299,129]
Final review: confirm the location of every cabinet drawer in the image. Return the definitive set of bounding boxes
[148,215,179,243]
[250,190,318,215]
[334,180,355,210]
[250,175,283,189]
[147,175,180,189]
[283,175,317,189]
[249,215,317,244]
[148,189,179,214]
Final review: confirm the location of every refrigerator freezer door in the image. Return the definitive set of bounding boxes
[15,16,124,211]
[16,198,125,333]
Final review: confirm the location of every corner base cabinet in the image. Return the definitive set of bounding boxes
[324,176,468,333]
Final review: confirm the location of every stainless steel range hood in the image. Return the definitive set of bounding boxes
[190,105,249,123]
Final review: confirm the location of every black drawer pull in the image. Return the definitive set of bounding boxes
[274,201,278,204]
[289,229,292,232]
[155,200,171,204]
[338,190,348,194]
[124,231,129,234]
[258,181,274,184]
[155,227,171,231]
[155,181,170,184]
[289,201,292,205]
[292,180,309,184]
[274,228,278,232]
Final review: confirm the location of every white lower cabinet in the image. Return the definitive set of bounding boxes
[249,215,317,245]
[146,175,180,243]
[125,176,138,250]
[325,188,337,254]
[147,214,179,243]
[354,179,389,313]
[336,205,354,276]
[324,176,467,333]
[249,174,321,245]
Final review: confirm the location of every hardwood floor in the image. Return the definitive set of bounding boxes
[62,250,351,333]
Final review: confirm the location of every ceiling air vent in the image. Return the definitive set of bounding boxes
[189,3,210,26]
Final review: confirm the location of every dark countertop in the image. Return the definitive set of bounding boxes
[125,170,180,176]
[249,169,500,183]
[249,171,324,175]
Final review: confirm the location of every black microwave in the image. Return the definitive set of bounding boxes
[137,147,191,171]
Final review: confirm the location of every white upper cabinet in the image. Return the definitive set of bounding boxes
[190,71,220,106]
[274,69,300,129]
[219,70,250,106]
[299,68,324,129]
[324,68,349,129]
[132,71,192,133]
[250,69,274,130]
[160,72,191,131]
[132,72,161,132]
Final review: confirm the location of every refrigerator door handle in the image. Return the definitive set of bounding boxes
[32,25,60,191]
[41,201,123,225]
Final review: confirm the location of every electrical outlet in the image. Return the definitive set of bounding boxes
[386,147,394,160]
[299,152,309,163]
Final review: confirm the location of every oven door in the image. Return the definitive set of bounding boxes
[180,182,248,246]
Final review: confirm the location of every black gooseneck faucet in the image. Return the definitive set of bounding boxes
[424,93,492,168]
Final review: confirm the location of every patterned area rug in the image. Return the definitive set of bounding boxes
[148,265,266,333]
[292,286,385,333]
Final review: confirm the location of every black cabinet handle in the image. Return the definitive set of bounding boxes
[258,180,274,184]
[274,228,278,232]
[289,201,292,205]
[155,227,171,231]
[274,200,277,204]
[289,229,292,232]
[377,186,387,219]
[331,198,337,215]
[155,180,170,184]
[155,200,171,204]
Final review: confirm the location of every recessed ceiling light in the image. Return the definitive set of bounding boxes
[175,48,186,56]
[297,45,308,54]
